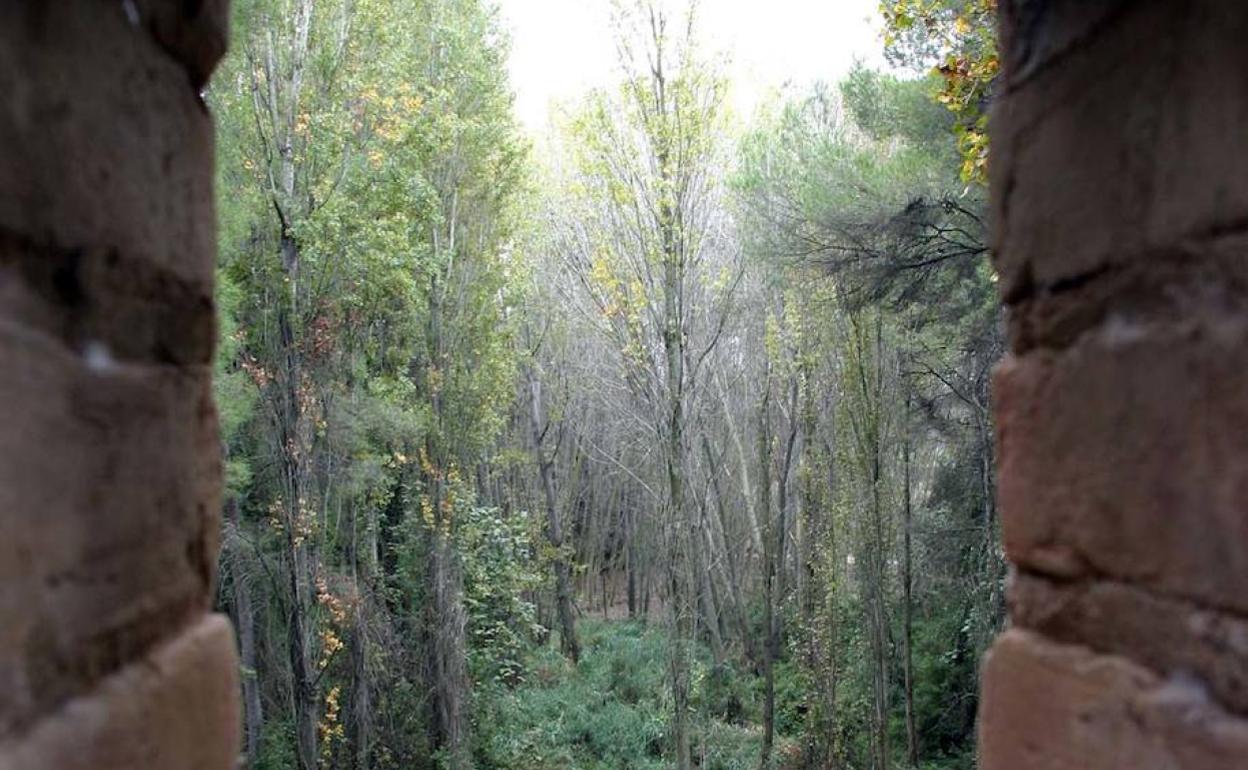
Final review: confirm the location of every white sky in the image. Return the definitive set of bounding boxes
[496,0,889,131]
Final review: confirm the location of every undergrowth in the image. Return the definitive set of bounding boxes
[473,620,796,770]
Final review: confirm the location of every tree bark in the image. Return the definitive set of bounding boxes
[760,376,777,769]
[701,435,755,662]
[348,600,372,770]
[902,391,919,768]
[225,498,264,767]
[428,534,470,769]
[526,366,581,662]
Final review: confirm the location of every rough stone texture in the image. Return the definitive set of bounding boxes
[0,323,220,737]
[996,0,1133,90]
[137,0,231,90]
[1010,572,1248,716]
[982,0,1248,765]
[980,630,1248,770]
[0,229,217,368]
[0,0,235,767]
[1005,232,1248,355]
[994,317,1248,616]
[0,614,241,770]
[991,1,1248,303]
[0,1,220,289]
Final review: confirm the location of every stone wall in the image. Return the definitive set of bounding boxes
[0,2,239,768]
[980,1,1248,766]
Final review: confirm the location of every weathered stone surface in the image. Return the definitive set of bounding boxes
[1005,233,1248,354]
[991,1,1248,303]
[0,322,221,738]
[986,0,1248,765]
[994,316,1248,615]
[997,0,1133,91]
[0,230,217,366]
[980,629,1248,770]
[137,0,231,89]
[0,0,218,286]
[0,1,233,766]
[1010,571,1248,716]
[0,614,241,770]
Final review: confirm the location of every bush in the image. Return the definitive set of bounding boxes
[475,620,767,770]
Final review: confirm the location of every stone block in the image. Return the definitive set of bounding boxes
[994,317,1248,615]
[997,0,1132,91]
[0,0,218,286]
[991,0,1248,303]
[0,322,221,737]
[137,0,231,89]
[1010,572,1248,715]
[0,614,241,770]
[980,629,1248,770]
[1005,232,1248,354]
[0,230,216,367]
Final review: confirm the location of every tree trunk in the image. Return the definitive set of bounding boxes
[225,499,264,767]
[701,435,755,662]
[427,527,470,769]
[277,228,319,770]
[287,536,318,770]
[423,269,471,769]
[652,26,694,769]
[627,505,638,619]
[692,504,725,663]
[526,367,580,662]
[902,392,918,768]
[349,601,372,770]
[867,318,891,770]
[759,378,777,770]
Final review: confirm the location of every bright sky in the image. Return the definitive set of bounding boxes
[496,0,889,131]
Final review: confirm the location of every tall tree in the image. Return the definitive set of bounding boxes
[555,2,739,765]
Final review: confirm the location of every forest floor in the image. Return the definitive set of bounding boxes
[473,619,801,770]
[574,575,669,621]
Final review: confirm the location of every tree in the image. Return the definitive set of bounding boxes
[212,1,526,766]
[882,0,999,183]
[210,3,1007,766]
[734,66,1002,768]
[554,2,740,765]
[521,328,581,664]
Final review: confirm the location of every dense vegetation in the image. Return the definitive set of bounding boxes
[210,1,1003,768]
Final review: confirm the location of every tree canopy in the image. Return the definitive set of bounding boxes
[210,2,1003,768]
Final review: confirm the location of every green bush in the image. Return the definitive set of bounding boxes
[254,718,296,770]
[474,620,770,770]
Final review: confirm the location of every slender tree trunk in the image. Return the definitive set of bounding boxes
[759,377,777,769]
[426,525,470,769]
[798,362,819,669]
[718,386,765,558]
[627,505,638,619]
[902,391,918,768]
[526,367,580,662]
[423,274,471,769]
[650,26,694,768]
[868,319,891,770]
[256,5,320,760]
[286,525,318,770]
[692,505,725,663]
[821,454,843,770]
[847,311,890,770]
[698,501,732,651]
[701,435,755,661]
[349,601,372,770]
[225,498,264,767]
[277,230,318,770]
[666,430,693,770]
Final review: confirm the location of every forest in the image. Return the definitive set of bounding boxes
[209,1,1003,768]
